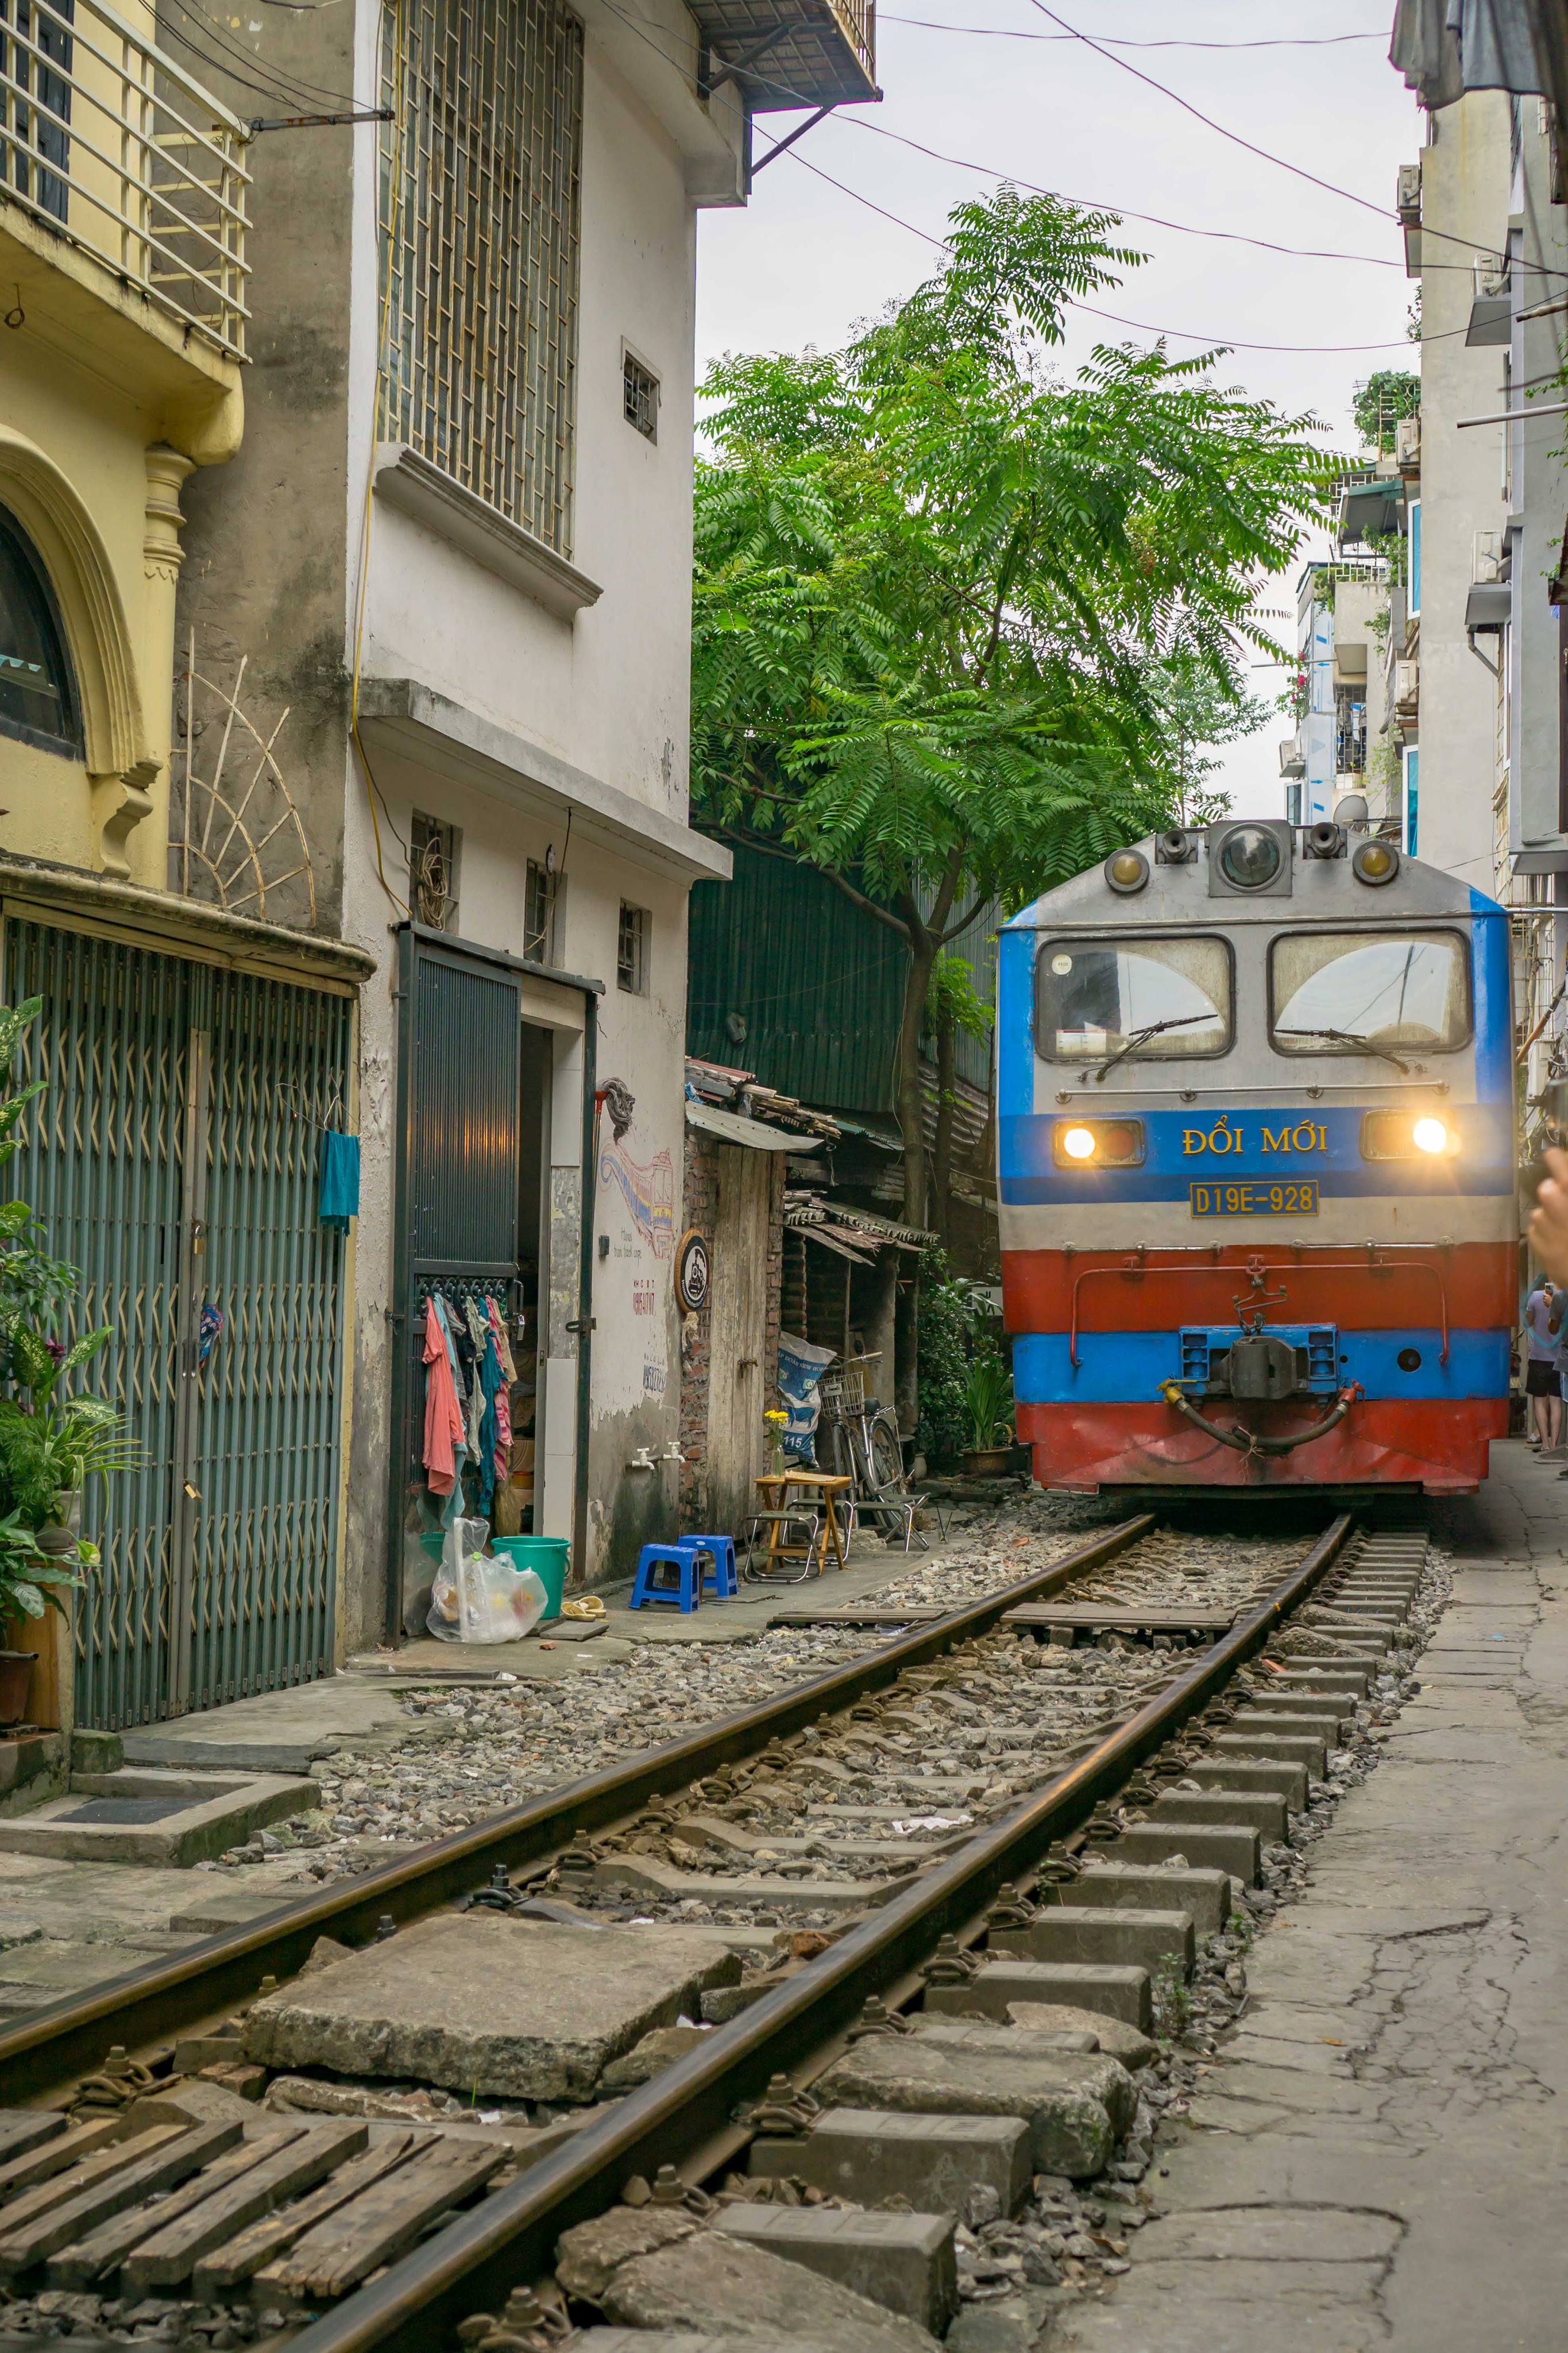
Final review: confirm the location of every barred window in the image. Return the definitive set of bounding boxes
[524,857,559,963]
[380,0,583,553]
[617,902,648,996]
[623,350,659,442]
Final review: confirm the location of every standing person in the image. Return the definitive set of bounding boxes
[1523,1276,1561,1452]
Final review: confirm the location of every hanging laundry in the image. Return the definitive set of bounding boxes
[476,1324,504,1514]
[485,1296,512,1484]
[432,1291,469,1413]
[422,1297,465,1497]
[318,1131,361,1230]
[486,1294,517,1385]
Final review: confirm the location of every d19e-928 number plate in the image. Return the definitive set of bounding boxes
[1189,1179,1319,1217]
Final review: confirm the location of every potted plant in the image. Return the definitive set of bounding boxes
[0,997,122,1723]
[0,1505,90,1726]
[961,1353,1015,1478]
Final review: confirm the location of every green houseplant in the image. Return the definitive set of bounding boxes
[0,997,122,1724]
[961,1353,1015,1477]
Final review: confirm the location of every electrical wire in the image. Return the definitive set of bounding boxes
[884,14,1385,48]
[774,136,1458,355]
[1025,0,1568,284]
[348,0,411,917]
[160,0,366,111]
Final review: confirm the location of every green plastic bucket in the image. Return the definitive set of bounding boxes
[491,1536,570,1621]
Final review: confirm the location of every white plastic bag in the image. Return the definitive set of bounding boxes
[459,1556,548,1644]
[427,1517,487,1641]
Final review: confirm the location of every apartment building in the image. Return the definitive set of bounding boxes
[1,0,880,1724]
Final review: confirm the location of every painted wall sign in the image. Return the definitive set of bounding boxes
[675,1228,711,1314]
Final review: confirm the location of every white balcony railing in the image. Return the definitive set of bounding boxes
[828,0,874,74]
[0,0,249,360]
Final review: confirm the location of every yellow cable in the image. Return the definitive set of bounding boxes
[349,0,410,919]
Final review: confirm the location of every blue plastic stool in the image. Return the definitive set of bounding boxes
[690,1535,739,1599]
[630,1540,703,1613]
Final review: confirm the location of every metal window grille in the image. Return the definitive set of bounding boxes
[623,350,658,442]
[524,857,557,962]
[410,810,459,931]
[379,0,582,552]
[617,901,648,994]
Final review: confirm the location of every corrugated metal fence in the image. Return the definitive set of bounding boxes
[3,916,351,1729]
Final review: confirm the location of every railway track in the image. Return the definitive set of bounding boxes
[0,1513,1438,2353]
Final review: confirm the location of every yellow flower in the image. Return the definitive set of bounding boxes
[763,1409,789,1427]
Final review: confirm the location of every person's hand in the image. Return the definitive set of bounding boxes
[1530,1147,1568,1287]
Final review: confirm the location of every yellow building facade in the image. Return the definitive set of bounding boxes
[0,0,246,881]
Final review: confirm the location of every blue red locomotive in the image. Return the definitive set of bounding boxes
[997,817,1516,1494]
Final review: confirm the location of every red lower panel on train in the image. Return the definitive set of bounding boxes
[1017,1397,1509,1493]
[1001,1242,1516,1338]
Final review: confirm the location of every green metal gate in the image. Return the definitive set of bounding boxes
[3,916,352,1729]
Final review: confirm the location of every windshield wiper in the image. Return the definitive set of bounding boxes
[1275,1026,1415,1073]
[1093,1012,1214,1081]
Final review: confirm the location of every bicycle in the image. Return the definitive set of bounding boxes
[817,1355,931,1551]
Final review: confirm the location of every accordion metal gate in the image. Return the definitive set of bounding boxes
[2,913,352,1728]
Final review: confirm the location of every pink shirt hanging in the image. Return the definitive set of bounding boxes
[423,1297,465,1495]
[486,1295,513,1482]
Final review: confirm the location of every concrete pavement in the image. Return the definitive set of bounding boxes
[1057,1437,1568,2353]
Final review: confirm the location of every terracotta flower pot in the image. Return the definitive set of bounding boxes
[962,1446,1014,1478]
[0,1649,37,1727]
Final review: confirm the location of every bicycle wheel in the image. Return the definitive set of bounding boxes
[864,1410,905,1497]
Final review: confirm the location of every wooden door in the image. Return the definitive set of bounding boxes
[705,1144,772,1533]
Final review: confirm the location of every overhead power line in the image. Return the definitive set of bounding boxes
[1025,0,1568,283]
[885,14,1384,49]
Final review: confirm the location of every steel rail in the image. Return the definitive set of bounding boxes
[284,1512,1354,2353]
[0,1515,1154,2104]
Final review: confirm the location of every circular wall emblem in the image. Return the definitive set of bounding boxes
[675,1229,711,1314]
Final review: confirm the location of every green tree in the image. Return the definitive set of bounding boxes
[1149,657,1272,826]
[693,184,1330,1229]
[1352,370,1419,455]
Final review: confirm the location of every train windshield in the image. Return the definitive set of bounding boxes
[1270,929,1470,1054]
[1036,935,1231,1061]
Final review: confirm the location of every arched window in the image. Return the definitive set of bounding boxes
[0,508,80,757]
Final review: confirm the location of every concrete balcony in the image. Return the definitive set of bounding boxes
[693,0,877,109]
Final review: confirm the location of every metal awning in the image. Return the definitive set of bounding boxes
[690,0,876,110]
[1338,481,1403,545]
[686,1101,820,1152]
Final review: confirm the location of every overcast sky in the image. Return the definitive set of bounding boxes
[695,0,1421,817]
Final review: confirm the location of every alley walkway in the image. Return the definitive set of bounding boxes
[1059,1437,1568,2353]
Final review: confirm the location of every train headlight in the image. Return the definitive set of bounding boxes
[1353,840,1400,886]
[1217,824,1283,890]
[1105,849,1149,894]
[1360,1109,1458,1160]
[1054,1120,1145,1168]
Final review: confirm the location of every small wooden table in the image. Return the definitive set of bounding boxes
[752,1470,853,1581]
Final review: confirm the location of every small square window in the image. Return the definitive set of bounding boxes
[624,350,659,443]
[618,901,649,994]
[525,858,560,964]
[410,811,459,931]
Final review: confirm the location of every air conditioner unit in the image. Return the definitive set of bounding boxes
[1395,414,1420,474]
[1395,658,1419,713]
[1474,254,1510,300]
[1473,531,1503,585]
[1279,740,1306,780]
[1396,163,1421,226]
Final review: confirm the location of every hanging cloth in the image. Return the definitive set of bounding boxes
[476,1326,504,1513]
[421,1298,465,1498]
[486,1297,513,1485]
[318,1131,361,1231]
[432,1292,469,1413]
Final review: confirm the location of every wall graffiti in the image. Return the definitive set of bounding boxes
[600,1135,675,1260]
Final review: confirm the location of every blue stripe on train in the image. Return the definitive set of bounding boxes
[999,1101,1514,1204]
[1013,1328,1511,1404]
